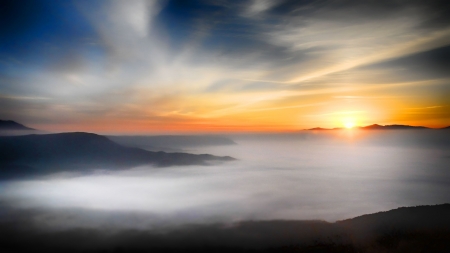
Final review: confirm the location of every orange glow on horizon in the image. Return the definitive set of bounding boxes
[27,95,450,134]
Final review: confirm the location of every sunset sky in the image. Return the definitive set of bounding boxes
[1,0,449,133]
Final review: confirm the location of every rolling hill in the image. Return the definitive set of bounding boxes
[0,132,235,179]
[0,120,35,131]
[0,204,449,252]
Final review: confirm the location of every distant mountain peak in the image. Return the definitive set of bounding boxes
[360,124,429,130]
[0,132,236,179]
[306,123,432,131]
[0,120,35,131]
[307,127,330,131]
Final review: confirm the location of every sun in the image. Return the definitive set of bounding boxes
[344,120,355,129]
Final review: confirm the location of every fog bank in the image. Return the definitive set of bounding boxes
[1,131,449,230]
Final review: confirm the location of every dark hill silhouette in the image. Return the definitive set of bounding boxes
[306,124,432,131]
[340,204,450,229]
[301,125,450,148]
[0,120,38,136]
[0,132,235,179]
[359,124,429,130]
[0,204,449,252]
[306,127,342,130]
[0,120,35,131]
[337,204,450,251]
[307,127,334,131]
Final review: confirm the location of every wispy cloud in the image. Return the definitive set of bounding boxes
[1,0,449,131]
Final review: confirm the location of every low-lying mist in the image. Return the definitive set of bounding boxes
[1,130,449,232]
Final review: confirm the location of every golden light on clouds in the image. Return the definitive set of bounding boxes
[1,0,449,132]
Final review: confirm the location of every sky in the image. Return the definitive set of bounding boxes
[0,0,449,133]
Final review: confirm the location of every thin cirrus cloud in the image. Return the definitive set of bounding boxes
[0,0,449,132]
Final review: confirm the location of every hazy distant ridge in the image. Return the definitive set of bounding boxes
[0,120,34,131]
[359,124,429,130]
[306,123,449,130]
[0,132,235,179]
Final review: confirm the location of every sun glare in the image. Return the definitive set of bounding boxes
[344,121,355,129]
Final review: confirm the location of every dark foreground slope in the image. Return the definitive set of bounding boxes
[0,132,234,179]
[338,204,450,252]
[1,204,449,252]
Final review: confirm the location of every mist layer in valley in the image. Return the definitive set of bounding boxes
[1,130,449,251]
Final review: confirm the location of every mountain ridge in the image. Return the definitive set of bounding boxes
[0,132,235,179]
[360,124,429,130]
[0,120,35,131]
[306,124,449,130]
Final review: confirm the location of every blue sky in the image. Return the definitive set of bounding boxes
[1,0,449,132]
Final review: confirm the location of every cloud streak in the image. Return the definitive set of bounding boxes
[0,0,449,131]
